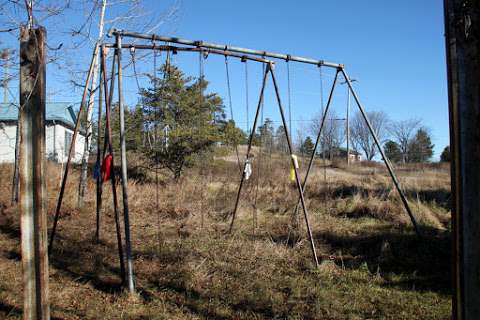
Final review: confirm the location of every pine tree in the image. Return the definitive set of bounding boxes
[384,140,402,163]
[255,118,275,151]
[440,145,450,162]
[300,136,315,156]
[408,128,434,163]
[140,64,224,179]
[275,125,289,154]
[218,119,246,147]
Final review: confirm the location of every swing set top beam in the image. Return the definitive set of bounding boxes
[108,29,343,69]
[102,43,274,64]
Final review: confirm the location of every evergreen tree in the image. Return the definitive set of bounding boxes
[255,118,275,151]
[275,125,289,154]
[218,119,246,147]
[383,140,402,163]
[440,145,450,162]
[408,128,434,163]
[299,136,315,156]
[126,104,146,151]
[140,64,224,179]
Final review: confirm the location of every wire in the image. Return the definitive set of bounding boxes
[224,55,242,172]
[199,49,205,82]
[319,66,328,214]
[153,41,162,254]
[286,61,292,134]
[224,56,235,122]
[244,60,250,135]
[261,63,265,125]
[130,48,142,93]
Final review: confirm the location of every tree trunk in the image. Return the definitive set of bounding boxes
[78,0,107,208]
[11,121,20,204]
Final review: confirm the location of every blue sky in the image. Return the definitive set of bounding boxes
[1,1,448,159]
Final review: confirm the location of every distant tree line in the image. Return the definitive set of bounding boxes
[293,109,440,164]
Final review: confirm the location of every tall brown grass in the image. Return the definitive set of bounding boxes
[0,156,452,319]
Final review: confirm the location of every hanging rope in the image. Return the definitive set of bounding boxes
[286,59,298,241]
[130,47,142,92]
[242,58,258,234]
[153,43,161,252]
[198,49,211,187]
[252,62,268,232]
[198,49,207,228]
[224,55,242,173]
[224,56,235,126]
[130,47,148,150]
[244,59,250,135]
[163,48,172,151]
[199,49,205,82]
[287,60,292,133]
[319,66,328,214]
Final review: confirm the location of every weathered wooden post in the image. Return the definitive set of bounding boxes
[19,26,50,320]
[444,1,480,319]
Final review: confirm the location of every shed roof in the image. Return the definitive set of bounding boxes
[0,102,78,130]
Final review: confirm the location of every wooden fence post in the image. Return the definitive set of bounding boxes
[19,26,50,320]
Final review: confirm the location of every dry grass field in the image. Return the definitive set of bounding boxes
[0,152,451,319]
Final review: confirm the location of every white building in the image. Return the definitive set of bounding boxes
[0,103,86,163]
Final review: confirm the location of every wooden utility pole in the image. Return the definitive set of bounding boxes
[445,1,480,319]
[19,26,50,320]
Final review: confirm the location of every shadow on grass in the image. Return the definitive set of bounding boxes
[0,199,450,318]
[0,205,123,294]
[0,300,65,320]
[147,271,278,320]
[312,225,451,295]
[133,242,281,320]
[0,214,20,240]
[0,300,21,318]
[310,184,451,210]
[48,235,124,294]
[262,220,450,295]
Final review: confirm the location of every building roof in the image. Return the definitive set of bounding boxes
[336,147,362,156]
[0,102,78,130]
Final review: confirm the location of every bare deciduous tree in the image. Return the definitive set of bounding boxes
[388,118,421,163]
[71,0,180,207]
[2,0,180,207]
[350,110,389,161]
[310,109,345,159]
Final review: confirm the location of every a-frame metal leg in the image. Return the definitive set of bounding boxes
[229,63,270,233]
[270,63,319,267]
[95,60,104,242]
[101,45,127,282]
[116,35,135,293]
[49,44,99,254]
[96,43,118,242]
[340,68,420,236]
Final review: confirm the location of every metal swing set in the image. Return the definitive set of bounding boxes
[47,29,420,294]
